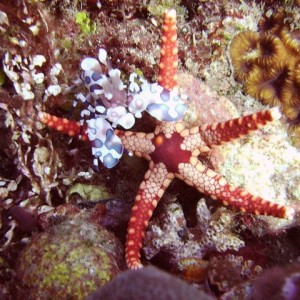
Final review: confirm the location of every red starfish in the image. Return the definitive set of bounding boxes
[38,9,295,269]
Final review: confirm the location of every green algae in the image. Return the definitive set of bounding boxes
[66,183,111,202]
[75,11,96,35]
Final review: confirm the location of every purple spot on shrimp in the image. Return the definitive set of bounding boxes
[90,84,103,93]
[146,103,170,121]
[105,129,123,154]
[105,128,114,140]
[85,76,91,84]
[103,153,119,168]
[92,72,103,81]
[146,103,187,122]
[160,89,170,102]
[91,138,103,149]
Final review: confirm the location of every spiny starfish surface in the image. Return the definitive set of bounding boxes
[38,9,295,269]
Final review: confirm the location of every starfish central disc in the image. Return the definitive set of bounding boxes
[150,132,191,173]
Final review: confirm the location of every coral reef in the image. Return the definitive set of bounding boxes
[143,198,245,266]
[144,195,300,292]
[0,0,300,298]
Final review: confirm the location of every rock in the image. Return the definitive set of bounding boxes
[16,218,124,300]
[87,266,215,300]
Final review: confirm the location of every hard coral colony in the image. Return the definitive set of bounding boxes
[230,9,300,121]
[38,10,295,269]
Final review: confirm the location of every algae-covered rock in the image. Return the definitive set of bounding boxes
[16,218,124,300]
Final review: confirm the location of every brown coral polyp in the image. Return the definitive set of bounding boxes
[281,28,300,55]
[257,10,285,36]
[230,9,300,122]
[230,31,260,81]
[293,60,300,84]
[232,60,256,82]
[255,35,287,67]
[245,63,291,106]
[281,74,300,120]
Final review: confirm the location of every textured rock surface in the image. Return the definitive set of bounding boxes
[88,266,215,300]
[16,218,124,300]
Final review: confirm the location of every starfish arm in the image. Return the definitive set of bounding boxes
[126,162,174,269]
[115,130,155,160]
[179,127,211,153]
[177,161,295,219]
[38,112,124,168]
[199,107,281,146]
[38,112,89,140]
[158,9,178,90]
